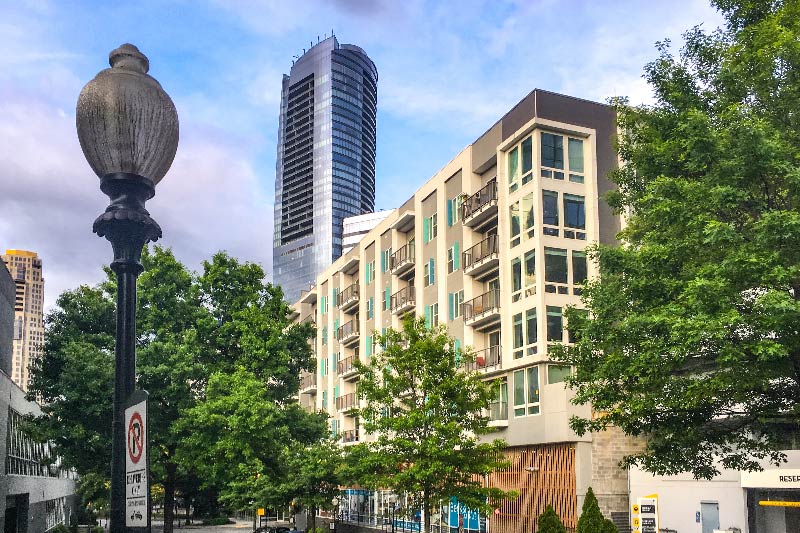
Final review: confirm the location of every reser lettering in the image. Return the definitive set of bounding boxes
[780,475,800,483]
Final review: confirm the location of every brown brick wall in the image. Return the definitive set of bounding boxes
[590,426,646,521]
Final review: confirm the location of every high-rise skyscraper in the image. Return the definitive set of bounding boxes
[1,250,45,391]
[273,35,378,302]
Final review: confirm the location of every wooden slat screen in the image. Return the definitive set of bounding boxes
[488,443,577,533]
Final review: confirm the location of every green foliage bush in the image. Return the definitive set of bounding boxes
[536,504,566,533]
[51,525,70,533]
[576,487,616,533]
[201,517,233,526]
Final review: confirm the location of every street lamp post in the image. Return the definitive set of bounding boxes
[76,44,179,532]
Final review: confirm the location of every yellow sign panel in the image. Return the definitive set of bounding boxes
[632,504,640,513]
[633,517,640,527]
[759,500,800,508]
[257,508,265,516]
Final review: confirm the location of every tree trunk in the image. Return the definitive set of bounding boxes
[309,507,316,532]
[163,461,178,533]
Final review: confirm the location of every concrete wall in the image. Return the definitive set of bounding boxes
[0,371,78,531]
[0,261,14,375]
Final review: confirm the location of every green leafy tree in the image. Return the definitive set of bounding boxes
[349,316,514,533]
[536,505,566,533]
[553,0,800,479]
[276,438,343,532]
[178,368,328,510]
[576,488,615,533]
[27,247,315,531]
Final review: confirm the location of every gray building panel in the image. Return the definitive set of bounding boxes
[0,262,13,376]
[274,36,378,302]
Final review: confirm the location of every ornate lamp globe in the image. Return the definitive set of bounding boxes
[76,43,179,185]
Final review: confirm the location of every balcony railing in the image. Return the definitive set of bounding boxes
[461,180,498,227]
[337,355,358,379]
[299,372,317,393]
[463,289,501,330]
[488,401,508,422]
[337,282,359,314]
[342,429,359,443]
[336,392,358,412]
[301,314,315,325]
[390,286,416,315]
[463,234,500,279]
[336,319,359,346]
[390,243,415,278]
[463,345,502,373]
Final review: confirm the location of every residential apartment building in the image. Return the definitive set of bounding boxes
[293,89,638,532]
[273,35,378,302]
[342,211,393,255]
[1,250,44,392]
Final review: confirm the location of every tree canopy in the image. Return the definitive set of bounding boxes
[553,0,800,478]
[27,247,318,529]
[347,316,513,533]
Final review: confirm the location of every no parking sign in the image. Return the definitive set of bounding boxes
[125,390,150,529]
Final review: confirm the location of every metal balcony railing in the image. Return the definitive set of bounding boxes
[390,286,416,313]
[337,355,357,375]
[463,234,499,270]
[301,314,315,324]
[461,179,497,221]
[336,320,359,342]
[390,243,415,273]
[463,345,502,372]
[462,289,500,322]
[300,372,317,390]
[337,282,359,309]
[336,392,358,411]
[342,429,359,443]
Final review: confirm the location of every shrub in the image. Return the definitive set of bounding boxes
[577,487,616,533]
[536,505,566,533]
[201,517,233,526]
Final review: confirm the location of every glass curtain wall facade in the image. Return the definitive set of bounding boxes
[273,36,378,302]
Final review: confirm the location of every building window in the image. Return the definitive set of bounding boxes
[546,306,563,342]
[568,138,584,183]
[564,194,586,230]
[448,290,464,320]
[521,136,533,184]
[513,313,523,359]
[524,250,536,294]
[510,201,521,247]
[424,258,435,287]
[322,326,328,345]
[447,195,463,226]
[572,251,588,294]
[511,258,522,301]
[508,145,519,192]
[447,242,460,273]
[541,132,564,179]
[365,261,376,284]
[548,364,572,384]
[381,248,392,272]
[383,286,391,311]
[513,367,540,417]
[526,308,538,348]
[424,304,439,328]
[423,213,438,243]
[544,248,568,286]
[367,297,374,319]
[543,190,559,236]
[523,193,534,239]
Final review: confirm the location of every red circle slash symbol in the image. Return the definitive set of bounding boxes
[128,412,144,464]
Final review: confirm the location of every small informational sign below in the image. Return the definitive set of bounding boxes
[125,390,149,529]
[257,508,265,517]
[635,495,658,533]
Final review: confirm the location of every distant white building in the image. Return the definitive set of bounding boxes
[342,211,392,255]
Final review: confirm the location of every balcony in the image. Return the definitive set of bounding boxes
[461,180,498,230]
[336,319,360,347]
[336,392,358,413]
[390,286,416,315]
[301,314,315,325]
[342,429,360,444]
[337,282,360,314]
[463,235,499,280]
[463,345,502,374]
[337,355,359,382]
[299,372,317,395]
[488,401,508,427]
[390,243,415,280]
[463,289,501,331]
[299,286,317,305]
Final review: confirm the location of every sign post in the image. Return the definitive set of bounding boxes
[125,390,150,531]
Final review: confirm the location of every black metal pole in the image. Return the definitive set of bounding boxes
[94,172,161,533]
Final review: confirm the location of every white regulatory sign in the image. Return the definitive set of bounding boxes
[125,392,148,527]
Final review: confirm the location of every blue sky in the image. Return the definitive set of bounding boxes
[0,0,724,307]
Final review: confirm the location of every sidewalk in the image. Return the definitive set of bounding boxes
[151,518,255,533]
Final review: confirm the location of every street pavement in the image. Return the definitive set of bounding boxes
[150,518,256,533]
